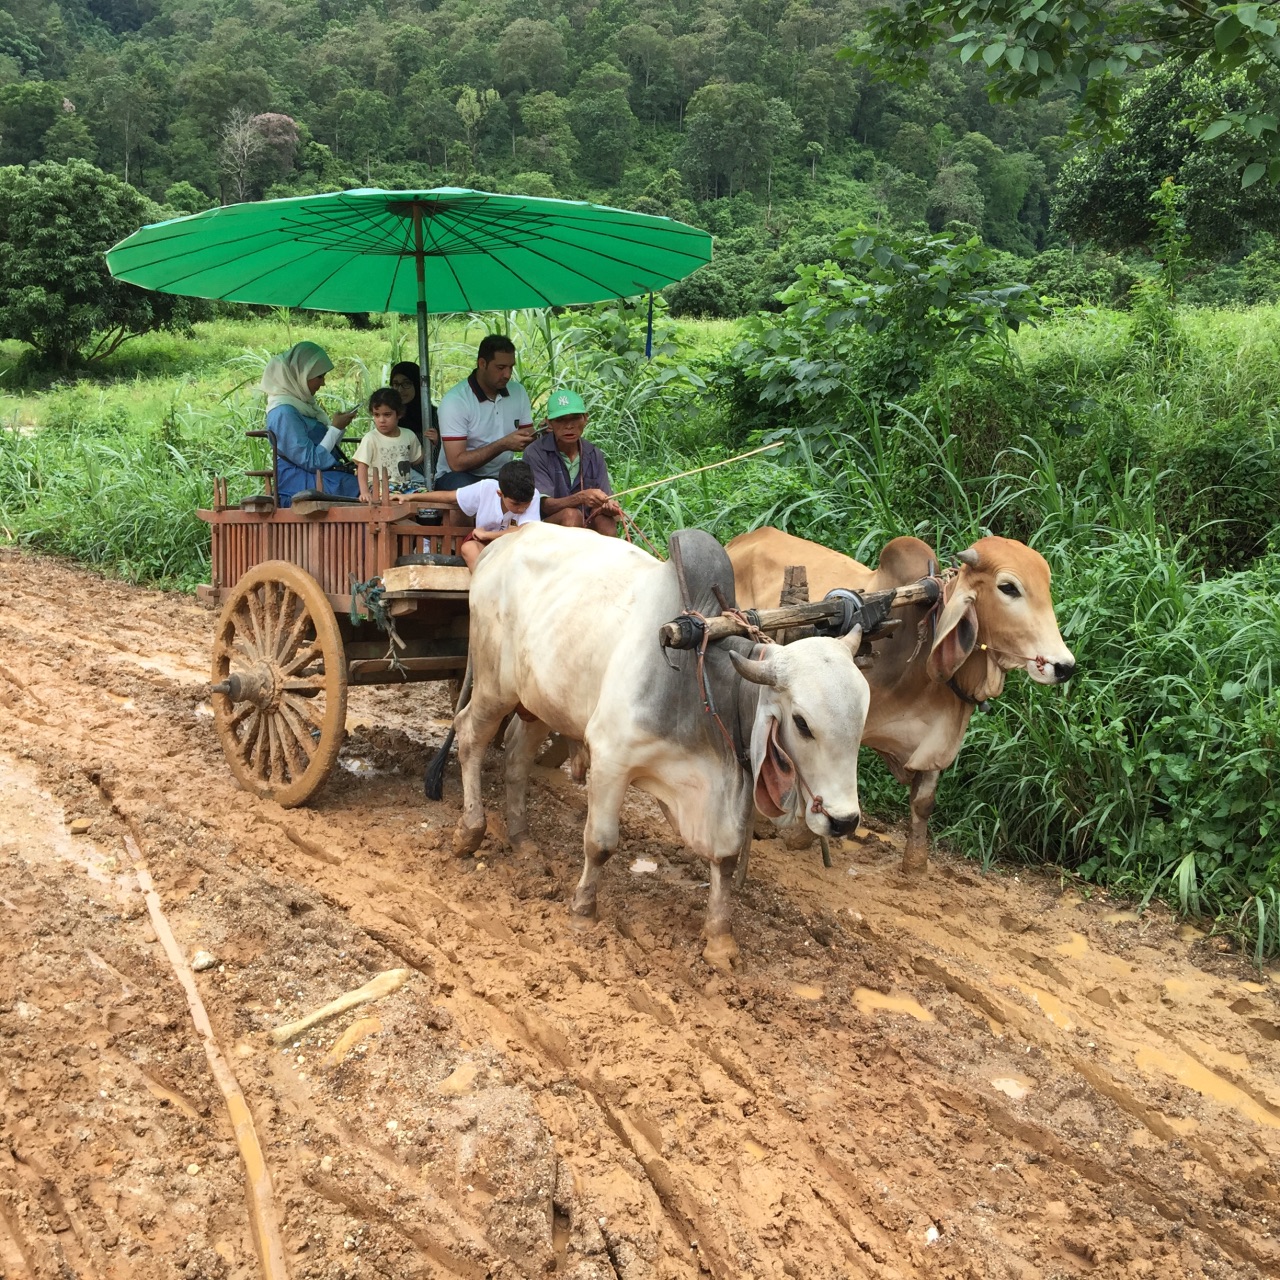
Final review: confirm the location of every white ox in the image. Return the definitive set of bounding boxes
[453,525,870,968]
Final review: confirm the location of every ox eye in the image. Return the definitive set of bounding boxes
[998,582,1021,598]
[792,714,814,739]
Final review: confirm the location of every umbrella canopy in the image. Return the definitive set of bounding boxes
[105,186,712,315]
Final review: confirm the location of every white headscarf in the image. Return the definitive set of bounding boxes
[260,341,335,425]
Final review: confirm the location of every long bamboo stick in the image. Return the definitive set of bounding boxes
[611,441,784,501]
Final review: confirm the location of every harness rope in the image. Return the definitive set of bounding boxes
[617,507,665,559]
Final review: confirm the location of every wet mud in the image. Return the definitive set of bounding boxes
[1,547,1279,1279]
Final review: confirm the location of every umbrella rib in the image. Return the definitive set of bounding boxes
[157,240,346,299]
[294,249,374,309]
[429,202,707,286]
[111,224,319,278]
[433,211,648,299]
[428,207,559,307]
[428,205,613,299]
[422,200,708,268]
[380,215,416,313]
[436,238,477,312]
[463,201,711,248]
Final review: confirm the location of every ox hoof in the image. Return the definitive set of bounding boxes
[702,932,739,974]
[510,835,540,859]
[452,822,487,858]
[568,904,597,933]
[899,849,929,876]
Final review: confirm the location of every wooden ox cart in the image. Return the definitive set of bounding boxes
[198,440,948,812]
[198,468,472,808]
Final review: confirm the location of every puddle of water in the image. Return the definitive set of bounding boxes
[0,756,136,905]
[1133,1046,1280,1130]
[853,988,934,1022]
[991,1075,1033,1101]
[630,859,658,875]
[1239,981,1268,994]
[1104,910,1141,925]
[338,756,379,777]
[1177,923,1206,942]
[194,701,213,720]
[1000,978,1076,1031]
[742,1140,768,1160]
[1054,933,1088,959]
[792,984,824,1002]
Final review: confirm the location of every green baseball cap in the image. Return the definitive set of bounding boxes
[545,388,586,419]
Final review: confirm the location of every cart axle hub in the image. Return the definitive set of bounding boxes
[210,666,277,708]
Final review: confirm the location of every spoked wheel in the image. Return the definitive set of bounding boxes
[210,561,347,807]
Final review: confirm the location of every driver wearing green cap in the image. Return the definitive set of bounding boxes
[525,388,620,537]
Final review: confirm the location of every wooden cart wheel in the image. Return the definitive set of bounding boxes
[210,561,347,807]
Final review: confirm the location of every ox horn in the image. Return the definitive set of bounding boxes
[730,649,777,687]
[841,623,863,657]
[955,547,980,568]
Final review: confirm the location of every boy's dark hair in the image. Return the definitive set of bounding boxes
[368,387,402,413]
[477,334,516,363]
[496,460,535,503]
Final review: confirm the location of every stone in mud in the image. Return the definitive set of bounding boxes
[438,1062,479,1096]
[69,818,91,835]
[191,951,217,972]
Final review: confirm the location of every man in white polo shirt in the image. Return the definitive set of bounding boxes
[434,334,535,490]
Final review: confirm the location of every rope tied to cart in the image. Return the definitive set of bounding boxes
[349,575,408,677]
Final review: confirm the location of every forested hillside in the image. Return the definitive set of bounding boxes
[0,0,1118,314]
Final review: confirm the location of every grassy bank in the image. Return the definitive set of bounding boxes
[2,304,1277,958]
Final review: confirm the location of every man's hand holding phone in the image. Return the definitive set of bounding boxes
[503,422,535,451]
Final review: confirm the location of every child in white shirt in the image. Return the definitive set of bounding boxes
[414,460,543,570]
[353,388,425,500]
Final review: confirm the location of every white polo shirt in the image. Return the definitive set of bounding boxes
[437,371,533,479]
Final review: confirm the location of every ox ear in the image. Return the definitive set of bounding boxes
[927,588,979,683]
[751,717,796,819]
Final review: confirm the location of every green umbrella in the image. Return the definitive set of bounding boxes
[106,186,712,415]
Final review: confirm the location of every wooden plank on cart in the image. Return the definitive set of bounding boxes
[289,496,366,518]
[383,563,472,594]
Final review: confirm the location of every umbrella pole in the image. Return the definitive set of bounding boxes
[412,204,435,478]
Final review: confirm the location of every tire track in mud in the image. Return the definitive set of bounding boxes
[3,549,1280,1278]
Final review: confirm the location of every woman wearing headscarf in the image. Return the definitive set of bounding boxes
[261,342,360,506]
[389,361,441,480]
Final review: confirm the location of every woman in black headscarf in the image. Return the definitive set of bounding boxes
[390,361,440,479]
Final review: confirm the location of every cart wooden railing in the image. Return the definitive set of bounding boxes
[198,470,468,612]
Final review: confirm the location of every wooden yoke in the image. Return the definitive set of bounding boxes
[778,564,810,646]
[657,577,941,650]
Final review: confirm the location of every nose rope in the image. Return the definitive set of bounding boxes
[675,582,838,853]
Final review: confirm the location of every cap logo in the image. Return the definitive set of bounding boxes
[557,395,569,406]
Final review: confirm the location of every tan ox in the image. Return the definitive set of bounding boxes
[727,528,1075,872]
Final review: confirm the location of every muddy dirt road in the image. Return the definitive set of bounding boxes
[1,548,1279,1280]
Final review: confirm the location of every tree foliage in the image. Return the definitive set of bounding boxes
[0,160,206,366]
[856,0,1280,181]
[2,0,1280,319]
[1053,62,1280,256]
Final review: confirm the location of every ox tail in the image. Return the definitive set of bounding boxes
[423,657,473,802]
